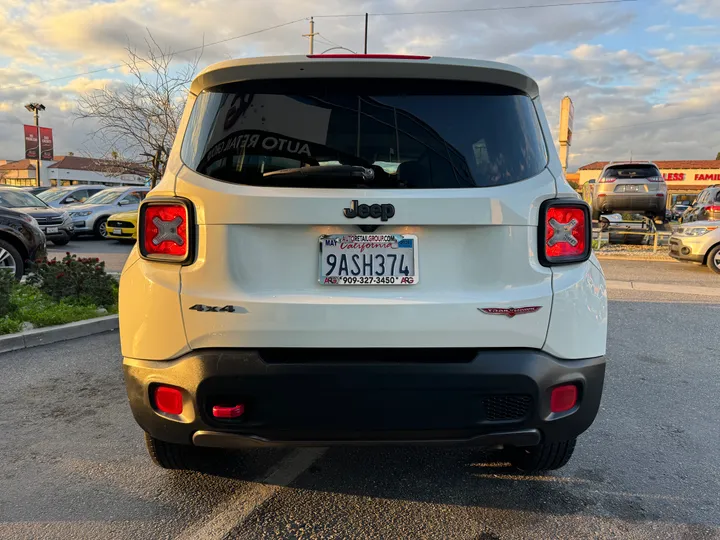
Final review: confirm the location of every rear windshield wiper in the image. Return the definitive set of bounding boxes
[263,165,376,185]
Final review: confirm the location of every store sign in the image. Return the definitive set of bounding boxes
[694,173,720,181]
[23,125,39,159]
[663,172,685,181]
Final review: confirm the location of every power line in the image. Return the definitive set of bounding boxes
[575,111,720,133]
[314,0,638,18]
[1,0,639,91]
[0,17,307,91]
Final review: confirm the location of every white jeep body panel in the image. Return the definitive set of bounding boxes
[119,55,607,361]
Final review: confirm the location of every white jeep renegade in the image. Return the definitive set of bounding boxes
[120,54,607,473]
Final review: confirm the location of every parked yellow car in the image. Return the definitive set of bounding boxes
[106,210,138,242]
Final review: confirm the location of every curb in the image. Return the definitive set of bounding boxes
[596,255,676,262]
[606,280,720,297]
[0,315,119,354]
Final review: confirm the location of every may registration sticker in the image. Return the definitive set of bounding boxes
[319,234,418,285]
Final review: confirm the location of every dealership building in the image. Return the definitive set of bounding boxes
[577,160,720,205]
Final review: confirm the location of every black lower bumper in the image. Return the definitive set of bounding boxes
[123,349,606,448]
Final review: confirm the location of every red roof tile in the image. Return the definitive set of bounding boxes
[579,160,720,170]
[48,155,149,175]
[0,159,35,171]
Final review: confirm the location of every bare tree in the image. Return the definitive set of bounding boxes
[75,32,202,186]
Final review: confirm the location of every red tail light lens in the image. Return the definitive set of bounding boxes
[139,198,194,263]
[709,205,720,213]
[153,385,183,415]
[539,200,592,266]
[598,177,616,183]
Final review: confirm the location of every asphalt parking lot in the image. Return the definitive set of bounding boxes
[1,290,718,539]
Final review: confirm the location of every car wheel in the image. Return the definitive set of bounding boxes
[505,438,576,473]
[144,433,225,471]
[707,245,720,275]
[52,234,70,247]
[94,218,109,239]
[592,210,601,222]
[0,239,23,280]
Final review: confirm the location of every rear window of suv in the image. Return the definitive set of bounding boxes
[603,165,661,179]
[180,78,548,189]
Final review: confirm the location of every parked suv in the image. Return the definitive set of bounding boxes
[37,185,106,208]
[680,185,720,223]
[590,161,667,221]
[0,206,46,279]
[69,186,149,238]
[0,187,75,246]
[121,55,607,473]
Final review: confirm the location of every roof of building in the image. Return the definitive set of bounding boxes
[0,159,35,171]
[579,160,720,171]
[48,155,150,176]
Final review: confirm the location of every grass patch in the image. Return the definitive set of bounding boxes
[0,282,117,336]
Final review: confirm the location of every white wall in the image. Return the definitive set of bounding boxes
[47,168,146,186]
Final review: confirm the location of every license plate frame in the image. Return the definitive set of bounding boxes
[45,226,59,234]
[319,233,419,285]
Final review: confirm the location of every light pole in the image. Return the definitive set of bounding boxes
[24,103,45,187]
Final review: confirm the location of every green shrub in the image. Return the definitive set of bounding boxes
[27,253,116,307]
[0,270,16,317]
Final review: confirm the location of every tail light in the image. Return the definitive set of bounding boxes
[538,199,592,266]
[138,198,194,263]
[709,205,720,213]
[598,177,616,183]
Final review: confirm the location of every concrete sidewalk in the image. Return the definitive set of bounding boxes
[606,280,720,297]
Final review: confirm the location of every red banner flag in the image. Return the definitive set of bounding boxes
[24,125,39,160]
[39,127,54,161]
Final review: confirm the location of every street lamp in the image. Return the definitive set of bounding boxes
[25,103,46,187]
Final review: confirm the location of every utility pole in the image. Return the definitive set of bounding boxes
[303,17,318,54]
[24,102,45,187]
[364,13,369,54]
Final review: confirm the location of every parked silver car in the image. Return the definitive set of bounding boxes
[37,185,107,208]
[68,186,150,238]
[669,221,720,274]
[589,161,668,221]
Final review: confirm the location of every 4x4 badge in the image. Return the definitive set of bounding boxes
[343,200,395,221]
[479,306,542,318]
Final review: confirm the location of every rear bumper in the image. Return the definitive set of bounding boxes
[597,194,665,213]
[123,349,606,448]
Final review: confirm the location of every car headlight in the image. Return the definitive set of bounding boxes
[684,226,717,236]
[19,213,39,227]
[70,211,92,217]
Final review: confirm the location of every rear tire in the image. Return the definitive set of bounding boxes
[0,239,24,280]
[707,245,720,275]
[506,438,577,473]
[144,433,227,472]
[592,210,601,222]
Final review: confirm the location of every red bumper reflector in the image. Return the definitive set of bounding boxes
[153,385,183,415]
[550,384,578,413]
[212,404,245,419]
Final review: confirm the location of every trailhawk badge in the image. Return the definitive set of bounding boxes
[479,306,542,318]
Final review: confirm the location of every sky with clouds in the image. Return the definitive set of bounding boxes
[0,0,719,171]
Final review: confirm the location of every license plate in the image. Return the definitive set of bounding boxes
[45,227,59,234]
[113,228,123,235]
[319,234,418,285]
